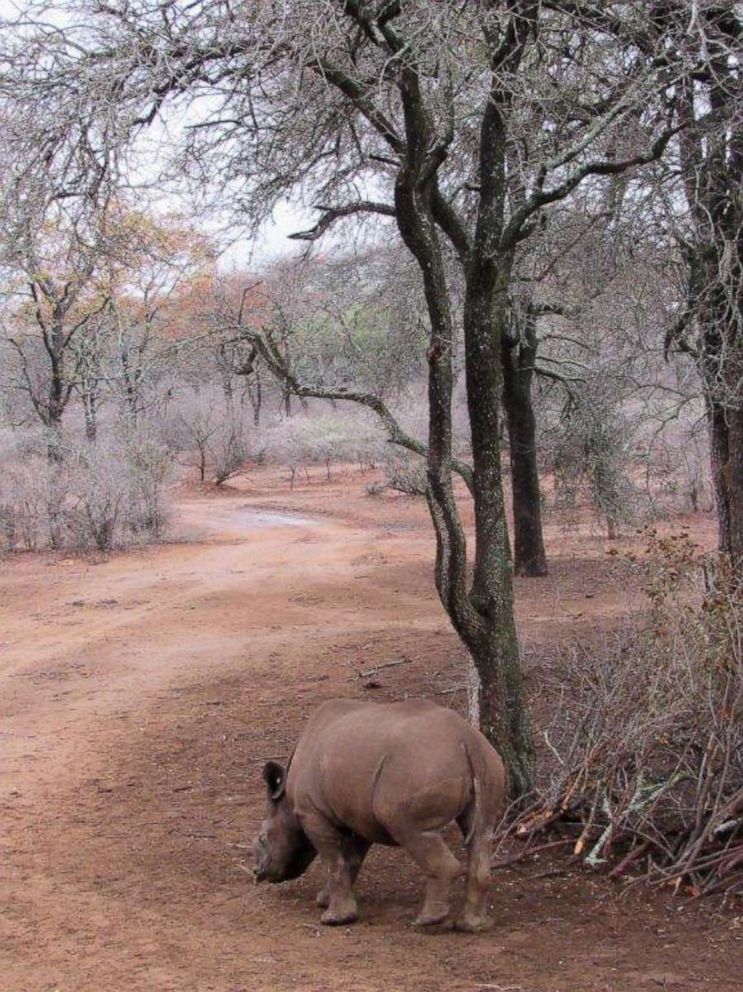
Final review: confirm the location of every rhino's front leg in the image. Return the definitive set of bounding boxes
[302,816,361,925]
[316,834,369,909]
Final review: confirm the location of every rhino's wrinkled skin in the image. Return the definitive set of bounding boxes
[251,698,506,932]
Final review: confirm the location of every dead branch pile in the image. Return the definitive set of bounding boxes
[520,533,743,899]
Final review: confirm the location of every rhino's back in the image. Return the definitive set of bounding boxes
[288,699,501,842]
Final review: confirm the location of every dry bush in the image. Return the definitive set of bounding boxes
[640,429,713,517]
[123,433,171,538]
[209,417,250,486]
[540,391,638,537]
[383,452,428,496]
[0,436,172,552]
[0,458,70,550]
[524,533,743,898]
[66,449,127,551]
[167,393,253,486]
[264,409,386,486]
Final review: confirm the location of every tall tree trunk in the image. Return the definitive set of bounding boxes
[389,26,535,798]
[676,14,743,566]
[502,315,548,577]
[708,401,731,552]
[726,407,743,563]
[462,266,535,797]
[217,343,235,411]
[120,346,140,426]
[695,255,743,560]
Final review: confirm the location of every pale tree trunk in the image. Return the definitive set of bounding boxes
[249,368,262,426]
[80,378,99,442]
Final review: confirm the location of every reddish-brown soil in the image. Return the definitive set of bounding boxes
[1,466,741,992]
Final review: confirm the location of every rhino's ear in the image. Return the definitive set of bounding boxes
[262,760,286,801]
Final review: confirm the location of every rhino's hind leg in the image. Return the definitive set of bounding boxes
[395,830,463,927]
[456,829,493,932]
[316,835,369,910]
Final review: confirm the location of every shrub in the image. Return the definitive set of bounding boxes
[384,452,428,496]
[541,390,637,536]
[211,418,250,486]
[264,408,386,486]
[124,433,171,537]
[527,533,743,897]
[167,392,252,485]
[0,436,172,553]
[66,448,127,551]
[0,458,70,550]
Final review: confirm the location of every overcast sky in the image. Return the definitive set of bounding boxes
[0,0,311,271]
[223,200,310,270]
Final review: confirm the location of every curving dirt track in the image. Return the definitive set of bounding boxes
[1,468,741,992]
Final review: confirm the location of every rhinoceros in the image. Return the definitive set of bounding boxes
[251,698,506,931]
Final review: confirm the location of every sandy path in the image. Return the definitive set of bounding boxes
[1,480,740,992]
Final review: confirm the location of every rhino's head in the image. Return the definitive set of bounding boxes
[251,760,316,883]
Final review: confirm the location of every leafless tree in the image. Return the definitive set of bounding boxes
[0,1,696,794]
[662,4,743,561]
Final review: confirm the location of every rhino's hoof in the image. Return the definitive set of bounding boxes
[321,907,359,926]
[412,909,450,928]
[455,915,491,934]
[316,889,330,909]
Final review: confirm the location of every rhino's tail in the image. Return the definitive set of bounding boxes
[460,738,505,845]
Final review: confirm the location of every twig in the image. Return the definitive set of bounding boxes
[492,838,573,869]
[357,657,411,679]
[609,841,652,878]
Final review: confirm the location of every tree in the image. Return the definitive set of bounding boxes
[0,194,113,458]
[0,1,687,795]
[0,201,210,453]
[664,4,743,561]
[103,214,213,426]
[540,3,743,565]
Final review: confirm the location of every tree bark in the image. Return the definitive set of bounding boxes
[82,385,98,442]
[725,404,743,562]
[461,262,536,797]
[674,12,743,567]
[46,339,66,462]
[502,313,548,577]
[706,392,743,562]
[249,368,262,426]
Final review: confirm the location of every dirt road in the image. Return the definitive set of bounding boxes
[1,470,740,991]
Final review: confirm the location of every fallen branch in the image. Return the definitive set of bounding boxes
[491,838,574,869]
[357,657,411,679]
[608,841,652,879]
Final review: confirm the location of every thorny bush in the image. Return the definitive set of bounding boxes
[525,532,743,899]
[0,437,171,552]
